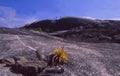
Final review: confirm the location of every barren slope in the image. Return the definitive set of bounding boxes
[0,28,120,76]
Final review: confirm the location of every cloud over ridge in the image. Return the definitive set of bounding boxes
[0,6,38,28]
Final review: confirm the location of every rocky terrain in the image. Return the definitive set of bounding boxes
[23,17,120,43]
[0,17,120,76]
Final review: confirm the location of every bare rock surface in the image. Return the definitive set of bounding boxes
[0,28,120,76]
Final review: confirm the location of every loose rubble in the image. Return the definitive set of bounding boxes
[0,50,67,76]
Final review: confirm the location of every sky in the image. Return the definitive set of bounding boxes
[0,0,120,28]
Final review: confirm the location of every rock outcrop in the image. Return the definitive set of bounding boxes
[0,17,120,76]
[23,17,120,43]
[0,27,120,76]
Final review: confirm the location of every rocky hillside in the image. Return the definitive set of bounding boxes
[0,17,120,76]
[0,28,120,76]
[23,17,120,43]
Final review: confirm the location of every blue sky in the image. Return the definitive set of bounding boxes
[0,0,120,28]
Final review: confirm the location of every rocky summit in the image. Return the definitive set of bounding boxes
[0,17,120,76]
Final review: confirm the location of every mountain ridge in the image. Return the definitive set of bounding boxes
[0,16,120,76]
[22,17,120,43]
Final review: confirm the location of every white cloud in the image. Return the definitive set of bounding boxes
[82,16,96,20]
[108,18,120,21]
[0,6,38,28]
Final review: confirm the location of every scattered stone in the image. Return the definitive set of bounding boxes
[38,74,51,76]
[44,66,64,74]
[0,58,14,66]
[13,56,28,64]
[11,61,47,76]
[35,50,42,60]
[0,54,65,76]
[20,61,47,72]
[113,34,120,43]
[99,35,112,41]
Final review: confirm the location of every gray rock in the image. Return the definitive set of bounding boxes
[0,27,120,76]
[44,66,64,74]
[14,61,47,76]
[113,34,120,43]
